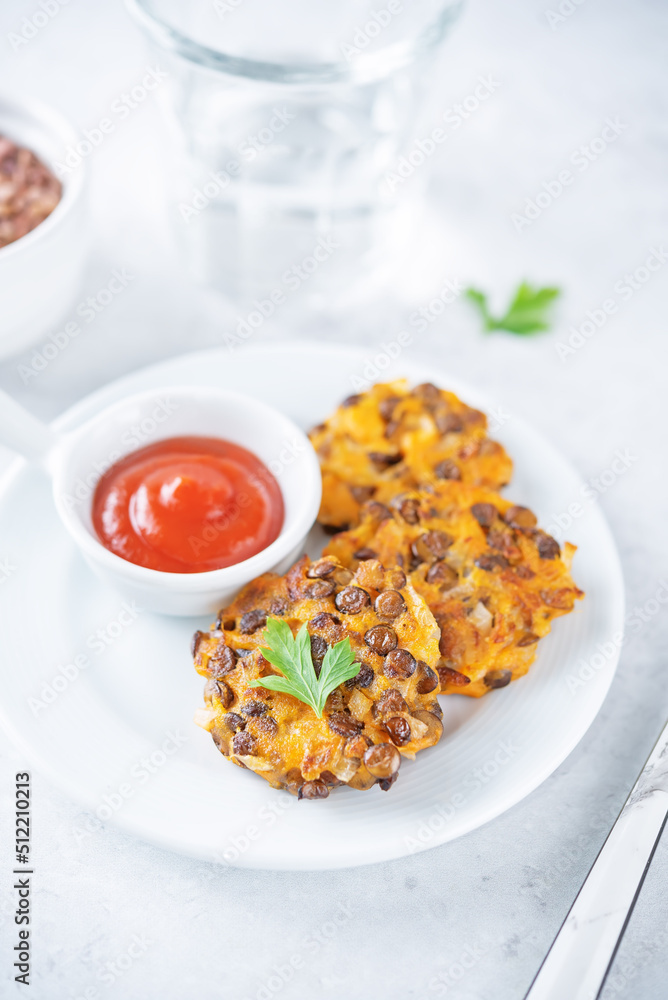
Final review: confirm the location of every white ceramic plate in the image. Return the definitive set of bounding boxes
[0,343,624,869]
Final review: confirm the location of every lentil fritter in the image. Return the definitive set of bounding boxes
[192,555,444,798]
[324,482,583,697]
[309,380,513,529]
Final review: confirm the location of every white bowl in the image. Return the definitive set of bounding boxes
[50,386,322,616]
[0,95,87,359]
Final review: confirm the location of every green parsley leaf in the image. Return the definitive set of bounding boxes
[465,282,561,335]
[248,617,360,718]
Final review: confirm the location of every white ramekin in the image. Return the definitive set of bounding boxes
[50,386,322,616]
[0,94,87,359]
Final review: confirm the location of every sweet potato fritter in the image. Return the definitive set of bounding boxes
[324,483,584,698]
[192,555,444,798]
[309,380,513,529]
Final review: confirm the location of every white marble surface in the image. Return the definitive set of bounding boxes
[0,0,667,997]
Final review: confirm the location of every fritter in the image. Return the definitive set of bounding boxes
[192,555,444,798]
[324,482,583,698]
[309,380,513,529]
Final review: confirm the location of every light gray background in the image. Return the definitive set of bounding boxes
[0,1,667,998]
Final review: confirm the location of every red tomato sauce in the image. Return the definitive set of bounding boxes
[92,436,284,573]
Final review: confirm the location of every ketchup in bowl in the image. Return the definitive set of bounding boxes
[92,436,284,573]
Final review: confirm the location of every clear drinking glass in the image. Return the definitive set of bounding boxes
[127,0,463,307]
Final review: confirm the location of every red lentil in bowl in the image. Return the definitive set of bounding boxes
[0,134,62,249]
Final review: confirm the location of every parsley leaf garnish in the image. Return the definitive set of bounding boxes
[248,617,360,717]
[465,282,561,335]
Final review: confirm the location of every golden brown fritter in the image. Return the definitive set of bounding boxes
[324,482,583,698]
[192,555,444,798]
[309,380,513,529]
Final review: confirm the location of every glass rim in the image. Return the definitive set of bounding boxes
[125,0,463,84]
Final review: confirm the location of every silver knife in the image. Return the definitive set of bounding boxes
[524,717,668,1000]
